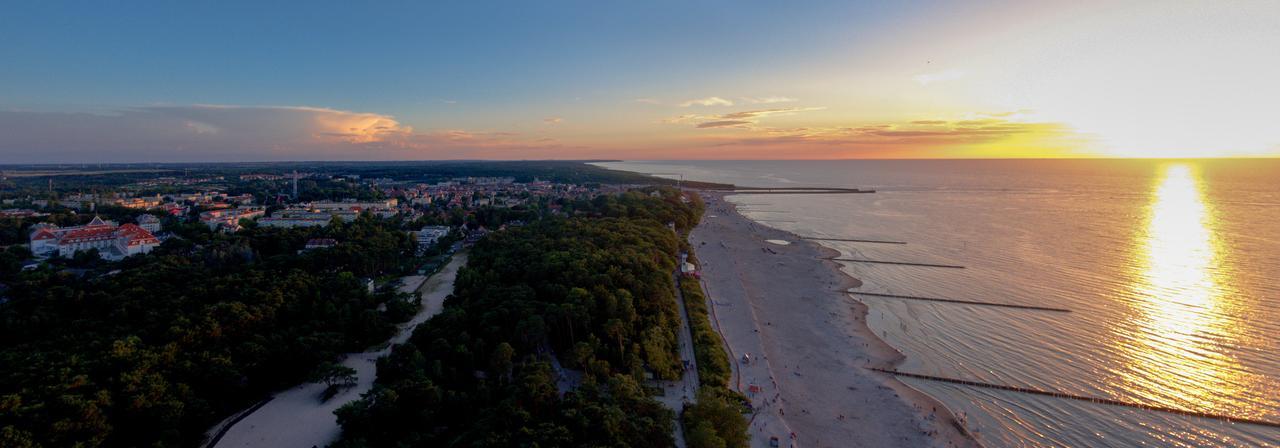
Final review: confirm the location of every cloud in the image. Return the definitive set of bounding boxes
[678,96,734,107]
[634,98,661,105]
[742,96,798,104]
[913,69,966,85]
[543,117,563,125]
[697,120,753,129]
[719,107,824,120]
[0,104,569,162]
[665,107,826,129]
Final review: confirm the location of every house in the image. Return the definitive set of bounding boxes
[28,216,160,260]
[159,203,188,216]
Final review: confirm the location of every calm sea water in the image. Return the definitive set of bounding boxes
[597,159,1280,447]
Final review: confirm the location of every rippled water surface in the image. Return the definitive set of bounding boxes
[598,159,1280,447]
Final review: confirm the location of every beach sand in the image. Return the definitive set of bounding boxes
[207,253,468,448]
[691,193,977,448]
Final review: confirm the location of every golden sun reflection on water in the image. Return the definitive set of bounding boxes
[1117,163,1254,417]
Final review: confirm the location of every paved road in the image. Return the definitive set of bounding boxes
[205,253,468,448]
[656,261,702,448]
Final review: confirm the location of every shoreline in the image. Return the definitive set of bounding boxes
[692,191,977,448]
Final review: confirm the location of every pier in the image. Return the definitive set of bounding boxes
[830,258,965,269]
[869,368,1280,429]
[802,237,907,245]
[850,291,1071,312]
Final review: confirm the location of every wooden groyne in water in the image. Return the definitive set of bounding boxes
[830,258,965,269]
[850,291,1071,313]
[714,186,875,194]
[803,237,907,245]
[869,368,1280,429]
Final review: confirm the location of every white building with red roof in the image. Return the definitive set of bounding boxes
[28,216,160,260]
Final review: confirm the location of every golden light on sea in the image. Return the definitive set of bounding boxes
[1115,163,1256,417]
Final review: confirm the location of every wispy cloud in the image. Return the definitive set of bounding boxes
[543,117,563,125]
[634,97,661,105]
[913,69,965,85]
[665,107,826,128]
[742,96,798,104]
[697,120,753,129]
[703,114,1090,157]
[678,96,734,107]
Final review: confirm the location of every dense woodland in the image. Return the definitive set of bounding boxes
[0,184,748,447]
[0,215,423,447]
[333,189,747,447]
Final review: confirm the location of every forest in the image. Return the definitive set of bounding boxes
[0,214,422,447]
[0,161,730,200]
[332,189,741,447]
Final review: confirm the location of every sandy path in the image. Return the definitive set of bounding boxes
[208,253,468,448]
[691,193,976,448]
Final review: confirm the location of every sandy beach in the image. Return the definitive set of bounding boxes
[691,193,977,448]
[207,253,468,448]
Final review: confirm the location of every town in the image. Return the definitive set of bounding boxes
[0,164,653,273]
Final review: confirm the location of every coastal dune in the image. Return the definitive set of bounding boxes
[691,193,975,448]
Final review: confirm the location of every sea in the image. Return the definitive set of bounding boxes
[596,159,1280,447]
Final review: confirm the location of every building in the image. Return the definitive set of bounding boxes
[413,226,451,253]
[135,214,162,233]
[308,199,398,211]
[114,196,162,209]
[0,209,39,218]
[259,208,359,228]
[159,203,188,216]
[463,227,489,246]
[199,207,266,231]
[304,238,337,251]
[28,216,160,260]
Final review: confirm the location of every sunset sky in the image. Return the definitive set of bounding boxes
[2,1,1277,162]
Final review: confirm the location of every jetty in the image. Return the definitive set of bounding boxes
[830,258,965,269]
[850,291,1071,313]
[803,237,907,245]
[870,368,1280,429]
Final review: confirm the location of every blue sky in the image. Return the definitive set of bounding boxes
[3,2,901,114]
[2,1,1277,162]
